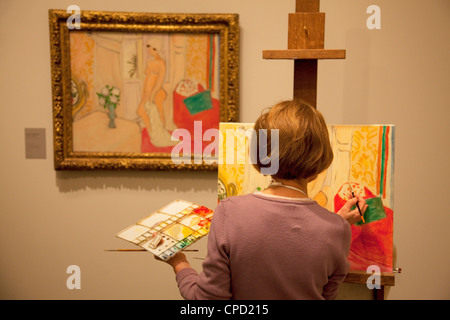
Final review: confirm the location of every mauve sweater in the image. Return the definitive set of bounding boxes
[175,193,351,300]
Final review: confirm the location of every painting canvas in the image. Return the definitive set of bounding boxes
[218,123,395,273]
[117,200,213,261]
[70,31,220,154]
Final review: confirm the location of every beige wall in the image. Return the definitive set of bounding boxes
[0,0,449,300]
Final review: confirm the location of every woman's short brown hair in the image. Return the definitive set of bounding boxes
[252,99,333,180]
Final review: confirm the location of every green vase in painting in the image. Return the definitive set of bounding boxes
[107,102,116,128]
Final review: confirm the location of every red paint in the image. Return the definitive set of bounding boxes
[334,184,393,272]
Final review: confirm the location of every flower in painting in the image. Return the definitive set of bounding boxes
[111,87,120,96]
[101,87,109,96]
[96,85,121,109]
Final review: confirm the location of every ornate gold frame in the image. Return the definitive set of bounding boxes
[49,9,239,170]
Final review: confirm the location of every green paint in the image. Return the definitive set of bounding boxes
[379,126,387,196]
[354,197,387,226]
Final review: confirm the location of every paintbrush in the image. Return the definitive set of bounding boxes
[104,249,199,252]
[349,184,365,223]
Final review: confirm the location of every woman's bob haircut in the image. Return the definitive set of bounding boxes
[252,99,333,180]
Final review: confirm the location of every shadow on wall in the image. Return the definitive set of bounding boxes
[55,170,218,193]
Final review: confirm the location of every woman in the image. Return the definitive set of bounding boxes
[159,100,367,299]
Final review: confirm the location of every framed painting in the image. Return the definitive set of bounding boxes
[49,10,239,170]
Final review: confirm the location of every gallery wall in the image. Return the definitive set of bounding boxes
[0,0,449,299]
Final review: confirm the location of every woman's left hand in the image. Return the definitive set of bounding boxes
[155,252,192,274]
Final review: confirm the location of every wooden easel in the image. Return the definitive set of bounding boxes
[263,0,345,107]
[263,0,396,299]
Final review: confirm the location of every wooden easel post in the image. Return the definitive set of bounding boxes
[289,1,324,107]
[263,0,345,108]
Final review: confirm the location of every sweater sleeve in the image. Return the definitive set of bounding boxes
[322,217,352,300]
[175,201,232,300]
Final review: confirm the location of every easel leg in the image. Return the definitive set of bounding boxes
[373,285,385,300]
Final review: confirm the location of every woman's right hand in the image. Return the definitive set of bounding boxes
[336,196,368,225]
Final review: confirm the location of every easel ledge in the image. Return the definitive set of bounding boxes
[344,270,395,286]
[344,270,395,300]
